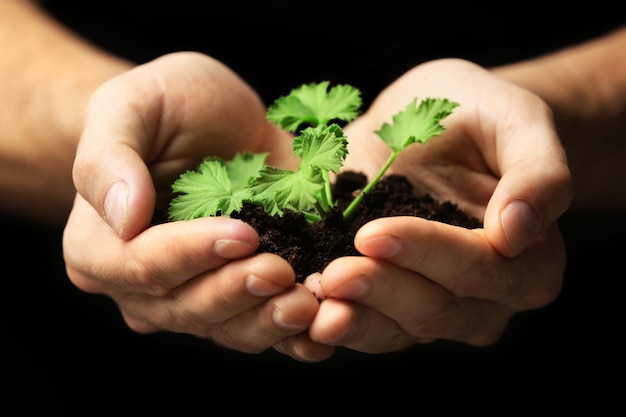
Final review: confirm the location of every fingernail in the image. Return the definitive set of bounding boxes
[329,278,369,299]
[273,308,308,331]
[104,180,129,237]
[246,275,285,297]
[213,239,255,258]
[360,235,402,258]
[501,200,539,256]
[304,272,324,299]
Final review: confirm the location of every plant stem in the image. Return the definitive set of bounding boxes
[305,211,322,223]
[322,170,334,209]
[342,150,400,218]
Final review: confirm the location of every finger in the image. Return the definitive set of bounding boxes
[309,297,417,353]
[310,298,442,353]
[479,92,574,257]
[273,333,336,363]
[121,281,319,354]
[313,256,515,348]
[73,52,272,240]
[115,252,303,340]
[354,216,564,310]
[63,194,262,295]
[209,284,319,354]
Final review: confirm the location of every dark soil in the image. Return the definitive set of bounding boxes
[230,171,482,283]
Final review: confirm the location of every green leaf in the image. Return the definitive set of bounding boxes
[168,152,268,220]
[250,165,324,216]
[267,81,362,132]
[167,81,459,225]
[293,124,348,173]
[222,152,268,189]
[375,98,459,152]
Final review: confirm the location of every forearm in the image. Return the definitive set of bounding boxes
[492,26,626,212]
[0,0,132,225]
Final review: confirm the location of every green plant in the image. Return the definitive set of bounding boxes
[168,81,458,223]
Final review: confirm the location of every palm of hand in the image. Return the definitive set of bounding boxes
[341,106,496,221]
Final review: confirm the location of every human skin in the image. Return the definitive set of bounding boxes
[0,0,130,223]
[492,26,626,213]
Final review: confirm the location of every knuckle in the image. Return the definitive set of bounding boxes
[125,255,171,296]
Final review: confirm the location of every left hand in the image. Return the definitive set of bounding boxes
[282,58,573,354]
[63,52,331,361]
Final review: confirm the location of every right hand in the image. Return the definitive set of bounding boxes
[63,52,332,361]
[302,58,573,353]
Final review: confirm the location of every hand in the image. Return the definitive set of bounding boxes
[301,58,574,353]
[63,52,332,361]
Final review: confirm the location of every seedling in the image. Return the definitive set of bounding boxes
[168,81,458,223]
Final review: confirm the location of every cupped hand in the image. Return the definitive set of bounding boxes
[71,51,295,240]
[63,52,332,361]
[303,58,574,353]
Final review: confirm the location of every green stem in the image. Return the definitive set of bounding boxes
[342,150,400,218]
[322,170,334,208]
[304,211,321,223]
[315,201,327,219]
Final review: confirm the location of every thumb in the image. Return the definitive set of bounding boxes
[484,157,573,257]
[73,136,156,240]
[71,64,162,240]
